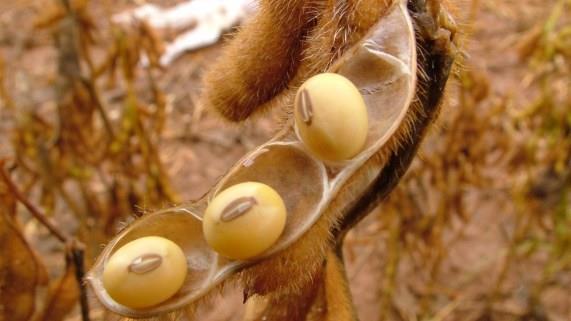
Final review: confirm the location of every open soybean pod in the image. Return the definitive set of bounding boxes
[87,1,418,317]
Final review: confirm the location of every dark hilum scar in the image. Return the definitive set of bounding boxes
[297,88,313,125]
[221,197,258,222]
[128,253,163,274]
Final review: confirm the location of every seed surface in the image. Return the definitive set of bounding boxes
[102,236,187,309]
[294,73,368,161]
[203,182,287,260]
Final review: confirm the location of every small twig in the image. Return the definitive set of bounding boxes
[0,159,68,243]
[81,77,116,140]
[70,241,91,321]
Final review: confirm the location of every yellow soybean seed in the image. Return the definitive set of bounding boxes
[102,236,187,309]
[294,73,368,161]
[203,182,287,260]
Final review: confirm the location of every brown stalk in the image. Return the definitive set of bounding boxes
[0,160,68,243]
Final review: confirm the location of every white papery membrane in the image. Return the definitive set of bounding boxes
[87,1,417,317]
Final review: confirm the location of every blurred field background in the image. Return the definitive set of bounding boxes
[0,0,569,321]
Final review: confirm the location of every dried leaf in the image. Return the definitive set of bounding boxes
[36,254,80,321]
[0,212,47,321]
